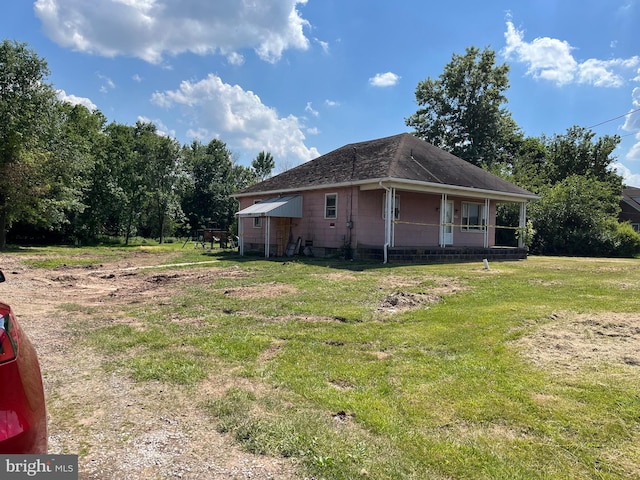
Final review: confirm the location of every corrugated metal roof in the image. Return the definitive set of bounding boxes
[236,195,302,218]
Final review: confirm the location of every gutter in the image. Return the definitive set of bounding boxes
[232,177,538,202]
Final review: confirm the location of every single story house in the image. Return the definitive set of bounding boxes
[619,186,640,232]
[233,133,537,263]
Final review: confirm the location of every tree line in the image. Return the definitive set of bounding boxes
[2,39,639,256]
[406,46,640,257]
[0,40,275,248]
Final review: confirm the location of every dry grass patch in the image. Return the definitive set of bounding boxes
[222,282,297,299]
[516,311,640,372]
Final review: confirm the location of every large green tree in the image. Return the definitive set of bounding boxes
[0,40,58,248]
[133,122,184,243]
[181,139,236,231]
[406,46,520,167]
[251,151,275,181]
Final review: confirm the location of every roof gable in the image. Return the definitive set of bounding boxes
[236,133,534,198]
[622,186,640,212]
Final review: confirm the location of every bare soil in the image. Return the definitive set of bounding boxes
[0,254,302,480]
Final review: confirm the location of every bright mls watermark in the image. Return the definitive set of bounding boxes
[0,455,78,479]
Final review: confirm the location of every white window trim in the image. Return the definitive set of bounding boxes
[382,193,400,220]
[461,201,486,232]
[325,193,337,219]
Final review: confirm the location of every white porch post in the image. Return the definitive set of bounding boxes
[390,188,396,247]
[264,216,270,258]
[382,185,393,263]
[518,202,527,248]
[439,193,447,247]
[484,198,490,248]
[238,217,244,256]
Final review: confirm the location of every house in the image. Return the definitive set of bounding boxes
[233,133,537,263]
[619,186,640,233]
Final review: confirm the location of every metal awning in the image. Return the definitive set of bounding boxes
[236,195,302,218]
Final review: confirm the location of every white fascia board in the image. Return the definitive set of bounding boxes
[360,178,539,202]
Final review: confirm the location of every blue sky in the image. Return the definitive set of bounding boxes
[2,1,640,185]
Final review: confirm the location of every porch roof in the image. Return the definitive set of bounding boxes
[235,195,302,218]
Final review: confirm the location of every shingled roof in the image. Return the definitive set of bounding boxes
[235,133,536,199]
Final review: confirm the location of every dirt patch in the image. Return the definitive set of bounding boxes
[0,254,300,479]
[516,312,640,372]
[377,281,465,314]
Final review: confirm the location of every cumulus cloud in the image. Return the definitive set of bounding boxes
[56,89,97,111]
[137,115,176,138]
[622,87,640,132]
[502,20,639,87]
[369,72,401,87]
[151,73,320,166]
[34,0,311,64]
[613,162,640,186]
[325,99,340,107]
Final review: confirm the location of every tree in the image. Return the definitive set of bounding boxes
[406,46,520,167]
[133,122,184,243]
[529,175,623,255]
[251,151,275,181]
[541,126,621,187]
[181,139,236,231]
[0,40,58,248]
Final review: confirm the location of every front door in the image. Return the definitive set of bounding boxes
[443,200,453,245]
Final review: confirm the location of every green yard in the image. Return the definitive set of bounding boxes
[13,245,640,479]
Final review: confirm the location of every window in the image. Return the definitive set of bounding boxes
[461,202,485,231]
[382,193,400,220]
[325,193,337,219]
[632,223,640,233]
[253,200,262,228]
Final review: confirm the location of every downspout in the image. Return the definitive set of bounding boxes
[380,181,393,264]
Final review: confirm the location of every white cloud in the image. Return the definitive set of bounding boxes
[305,102,319,117]
[151,73,320,167]
[137,115,176,138]
[626,137,640,161]
[613,162,640,187]
[56,89,97,111]
[227,52,245,66]
[325,99,340,107]
[502,21,639,87]
[315,38,329,54]
[34,0,311,64]
[132,74,142,83]
[369,72,400,87]
[622,87,640,132]
[97,73,115,93]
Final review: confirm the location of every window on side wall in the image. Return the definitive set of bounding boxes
[325,193,337,219]
[461,202,485,231]
[253,200,262,228]
[381,193,400,220]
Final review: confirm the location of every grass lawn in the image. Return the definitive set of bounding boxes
[16,245,640,479]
